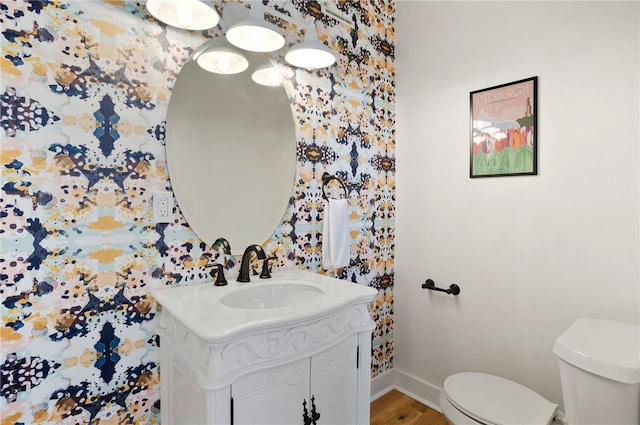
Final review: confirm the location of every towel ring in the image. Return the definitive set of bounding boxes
[321,172,348,200]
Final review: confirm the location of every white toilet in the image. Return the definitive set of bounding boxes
[439,318,640,425]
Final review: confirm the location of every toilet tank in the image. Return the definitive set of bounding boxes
[552,318,640,425]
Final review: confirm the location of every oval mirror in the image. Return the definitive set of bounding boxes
[166,38,296,255]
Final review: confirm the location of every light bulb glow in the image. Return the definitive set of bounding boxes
[175,4,194,28]
[197,50,248,75]
[285,43,336,69]
[226,23,285,52]
[147,0,219,30]
[252,65,283,87]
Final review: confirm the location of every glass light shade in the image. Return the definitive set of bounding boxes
[285,39,336,69]
[226,20,285,52]
[147,0,219,30]
[197,48,248,75]
[251,64,283,87]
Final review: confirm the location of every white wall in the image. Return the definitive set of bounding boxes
[394,0,639,413]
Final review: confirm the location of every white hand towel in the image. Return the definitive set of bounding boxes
[322,199,350,269]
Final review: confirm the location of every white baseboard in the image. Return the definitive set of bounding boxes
[370,369,443,412]
[370,369,396,401]
[393,368,444,412]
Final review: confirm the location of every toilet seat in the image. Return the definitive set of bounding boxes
[442,372,557,425]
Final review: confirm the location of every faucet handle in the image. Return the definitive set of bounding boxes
[205,263,227,286]
[260,256,276,279]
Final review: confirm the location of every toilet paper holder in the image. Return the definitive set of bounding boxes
[422,279,461,296]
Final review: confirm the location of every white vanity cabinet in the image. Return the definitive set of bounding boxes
[152,270,377,425]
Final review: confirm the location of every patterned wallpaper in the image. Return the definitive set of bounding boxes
[0,0,395,423]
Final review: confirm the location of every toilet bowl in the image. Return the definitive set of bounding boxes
[439,318,640,425]
[439,372,557,425]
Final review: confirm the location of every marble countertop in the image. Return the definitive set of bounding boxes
[151,269,378,344]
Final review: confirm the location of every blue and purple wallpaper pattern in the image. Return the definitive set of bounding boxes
[0,0,395,423]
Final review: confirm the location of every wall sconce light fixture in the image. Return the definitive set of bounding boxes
[285,27,336,70]
[224,2,285,53]
[195,42,249,75]
[251,64,283,87]
[146,0,219,30]
[149,0,346,75]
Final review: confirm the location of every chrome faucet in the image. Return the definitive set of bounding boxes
[237,244,269,282]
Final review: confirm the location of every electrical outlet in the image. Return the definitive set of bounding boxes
[153,191,173,223]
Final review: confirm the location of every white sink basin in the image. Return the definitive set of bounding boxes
[220,283,324,309]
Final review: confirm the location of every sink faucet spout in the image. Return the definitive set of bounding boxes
[237,244,266,282]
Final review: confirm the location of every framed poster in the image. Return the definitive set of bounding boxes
[470,76,538,177]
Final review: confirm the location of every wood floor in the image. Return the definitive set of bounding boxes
[370,390,449,425]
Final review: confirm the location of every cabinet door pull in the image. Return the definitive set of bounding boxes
[303,397,321,425]
[303,399,311,425]
[310,395,321,423]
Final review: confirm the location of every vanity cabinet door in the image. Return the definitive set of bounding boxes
[231,334,360,425]
[232,357,310,425]
[310,334,359,424]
